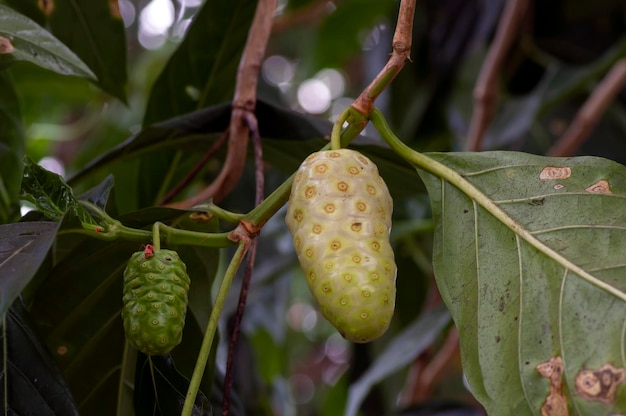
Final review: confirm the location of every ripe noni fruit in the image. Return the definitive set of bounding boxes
[122,246,190,355]
[286,149,397,343]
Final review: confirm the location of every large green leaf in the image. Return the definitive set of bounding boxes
[0,4,95,79]
[416,151,626,415]
[142,0,257,125]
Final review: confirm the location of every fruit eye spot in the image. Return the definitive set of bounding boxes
[295,172,302,183]
[385,263,392,272]
[324,204,335,213]
[324,262,334,270]
[329,151,341,158]
[147,274,155,280]
[158,264,166,270]
[315,164,328,174]
[383,295,389,303]
[312,224,322,234]
[337,181,348,191]
[322,284,331,293]
[159,337,167,344]
[348,166,360,175]
[343,274,353,282]
[152,303,161,309]
[371,241,380,251]
[161,284,168,290]
[294,236,301,248]
[367,185,376,195]
[330,241,341,251]
[151,319,159,326]
[308,271,316,281]
[357,202,367,212]
[340,297,348,306]
[379,209,387,220]
[370,272,379,281]
[357,156,369,165]
[360,312,369,319]
[351,222,362,232]
[294,209,304,222]
[136,306,144,313]
[362,290,371,298]
[165,257,172,261]
[305,186,316,198]
[352,256,361,264]
[305,248,314,258]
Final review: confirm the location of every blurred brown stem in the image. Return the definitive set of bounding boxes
[465,0,529,151]
[352,0,416,116]
[547,58,626,157]
[168,0,277,208]
[222,114,264,416]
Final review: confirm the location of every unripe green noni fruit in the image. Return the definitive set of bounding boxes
[122,246,190,355]
[286,149,397,343]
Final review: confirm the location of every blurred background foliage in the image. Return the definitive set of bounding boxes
[2,0,626,415]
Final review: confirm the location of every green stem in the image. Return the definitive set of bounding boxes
[370,107,626,303]
[152,223,161,251]
[331,107,351,150]
[182,242,249,416]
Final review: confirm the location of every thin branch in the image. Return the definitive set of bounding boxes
[169,0,277,208]
[159,130,228,205]
[409,328,459,403]
[351,0,416,116]
[465,0,529,152]
[547,58,626,157]
[221,115,264,416]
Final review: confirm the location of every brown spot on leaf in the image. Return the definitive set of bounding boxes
[540,167,572,180]
[189,211,212,222]
[38,0,54,16]
[0,37,14,54]
[537,356,569,416]
[575,364,625,404]
[585,180,611,194]
[553,184,565,190]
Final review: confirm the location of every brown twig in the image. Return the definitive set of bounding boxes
[351,0,416,116]
[169,0,277,209]
[401,327,460,405]
[158,130,228,205]
[221,115,264,416]
[465,0,529,152]
[547,58,626,157]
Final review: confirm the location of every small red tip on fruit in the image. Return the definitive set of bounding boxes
[94,227,103,233]
[144,244,155,258]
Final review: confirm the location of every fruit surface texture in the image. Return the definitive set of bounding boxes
[286,149,397,343]
[122,248,190,355]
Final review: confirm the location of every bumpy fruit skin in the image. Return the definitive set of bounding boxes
[286,149,397,343]
[122,248,190,355]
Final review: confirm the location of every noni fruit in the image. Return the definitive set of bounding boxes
[286,149,397,343]
[122,246,190,355]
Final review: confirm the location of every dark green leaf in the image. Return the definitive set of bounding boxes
[0,4,95,79]
[417,151,626,415]
[143,0,257,125]
[20,156,95,224]
[0,221,58,316]
[47,0,128,101]
[134,354,211,416]
[0,71,24,224]
[1,299,79,416]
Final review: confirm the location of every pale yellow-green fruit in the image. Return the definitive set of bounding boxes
[286,149,397,343]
